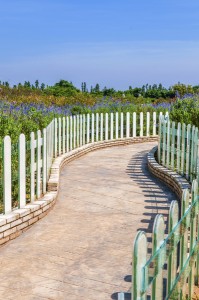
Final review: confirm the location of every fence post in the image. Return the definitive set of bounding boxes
[133,112,136,137]
[3,136,12,213]
[30,132,35,203]
[115,112,118,139]
[132,231,147,300]
[153,112,156,136]
[146,112,150,136]
[126,112,130,138]
[152,214,165,300]
[167,200,179,294]
[140,112,143,137]
[105,113,109,140]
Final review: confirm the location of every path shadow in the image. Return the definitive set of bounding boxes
[111,148,177,299]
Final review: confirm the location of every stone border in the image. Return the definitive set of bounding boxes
[147,146,190,200]
[0,136,158,246]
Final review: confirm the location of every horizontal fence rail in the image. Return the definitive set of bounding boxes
[0,111,162,214]
[131,116,199,300]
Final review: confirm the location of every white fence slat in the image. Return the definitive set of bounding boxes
[100,113,103,141]
[80,114,83,146]
[58,117,61,155]
[110,113,114,140]
[181,123,186,175]
[177,123,181,173]
[166,120,170,168]
[76,115,80,147]
[36,130,42,199]
[19,134,26,208]
[162,120,166,166]
[105,113,109,140]
[153,112,156,136]
[73,115,76,149]
[133,112,136,137]
[140,112,143,137]
[186,124,191,179]
[42,128,47,194]
[3,136,12,213]
[146,112,150,136]
[87,114,90,144]
[66,116,69,152]
[54,118,58,158]
[83,114,86,145]
[96,113,99,142]
[115,112,119,139]
[62,117,66,154]
[171,122,175,169]
[30,132,35,203]
[91,113,95,143]
[126,112,130,138]
[120,112,124,138]
[69,116,73,151]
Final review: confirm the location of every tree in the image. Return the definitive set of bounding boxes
[40,83,45,90]
[35,80,39,89]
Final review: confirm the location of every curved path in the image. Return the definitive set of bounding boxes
[0,142,176,300]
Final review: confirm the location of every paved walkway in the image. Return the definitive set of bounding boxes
[0,142,176,300]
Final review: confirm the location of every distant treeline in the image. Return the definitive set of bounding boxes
[0,79,199,106]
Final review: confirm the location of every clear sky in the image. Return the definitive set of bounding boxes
[0,0,199,90]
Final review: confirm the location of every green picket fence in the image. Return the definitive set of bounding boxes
[158,116,199,183]
[126,117,199,300]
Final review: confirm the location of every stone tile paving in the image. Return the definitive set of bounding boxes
[0,142,176,299]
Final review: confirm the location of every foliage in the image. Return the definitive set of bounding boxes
[170,95,199,128]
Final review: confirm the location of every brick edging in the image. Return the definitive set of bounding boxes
[0,136,158,246]
[147,146,190,200]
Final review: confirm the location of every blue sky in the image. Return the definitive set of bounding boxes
[0,0,199,90]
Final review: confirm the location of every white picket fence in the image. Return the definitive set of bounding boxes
[0,111,164,214]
